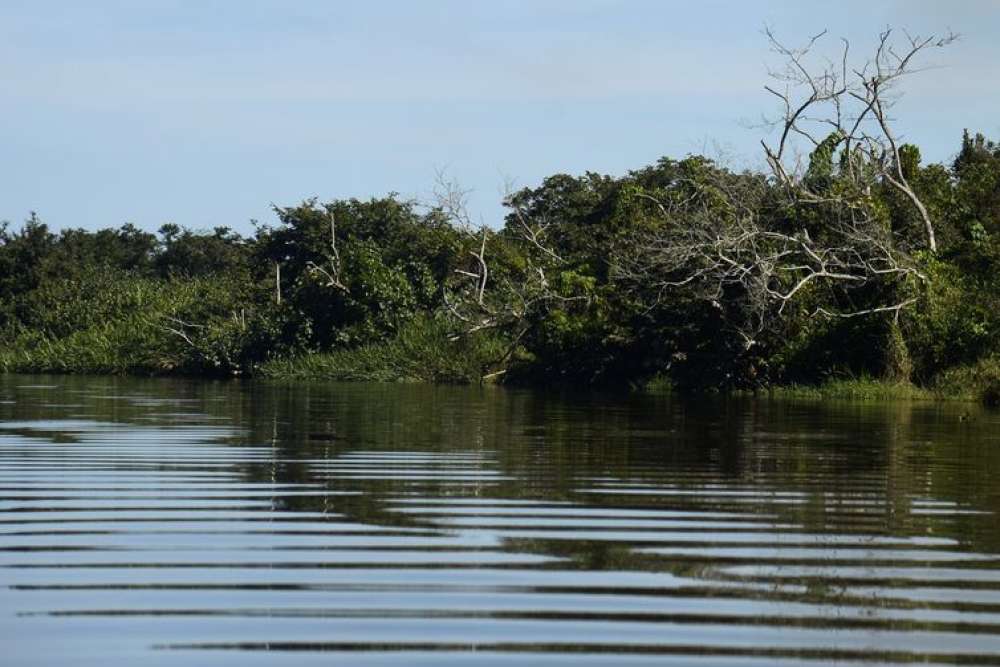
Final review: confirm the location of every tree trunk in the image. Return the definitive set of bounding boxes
[883,317,912,383]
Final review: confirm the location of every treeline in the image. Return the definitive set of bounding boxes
[1,130,999,402]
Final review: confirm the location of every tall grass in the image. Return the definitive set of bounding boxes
[258,315,508,384]
[761,378,938,401]
[0,272,255,376]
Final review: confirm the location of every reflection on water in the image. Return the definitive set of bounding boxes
[2,375,1000,666]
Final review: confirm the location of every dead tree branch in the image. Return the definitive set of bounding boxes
[432,173,582,347]
[761,26,956,252]
[305,206,349,293]
[611,165,927,345]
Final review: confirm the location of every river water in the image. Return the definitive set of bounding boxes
[2,375,1000,666]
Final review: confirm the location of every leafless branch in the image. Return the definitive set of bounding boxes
[760,26,956,252]
[305,206,348,293]
[611,167,926,344]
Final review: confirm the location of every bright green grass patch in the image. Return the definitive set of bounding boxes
[759,378,941,401]
[258,315,508,384]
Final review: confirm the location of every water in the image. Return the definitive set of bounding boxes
[2,376,1000,666]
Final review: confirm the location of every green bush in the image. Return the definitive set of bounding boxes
[933,356,1000,406]
[259,314,507,384]
[905,258,1000,381]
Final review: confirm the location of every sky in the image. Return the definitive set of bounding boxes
[1,0,998,234]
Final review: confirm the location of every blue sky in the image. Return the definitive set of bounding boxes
[2,0,998,233]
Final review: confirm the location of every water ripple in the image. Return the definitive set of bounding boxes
[2,378,1000,665]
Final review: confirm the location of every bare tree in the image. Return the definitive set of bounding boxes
[760,27,956,252]
[612,27,954,352]
[304,205,349,293]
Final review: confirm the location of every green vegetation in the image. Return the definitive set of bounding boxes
[934,356,1000,407]
[1,128,999,406]
[761,379,937,402]
[257,314,507,384]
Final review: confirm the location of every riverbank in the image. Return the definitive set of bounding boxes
[253,351,1000,407]
[658,362,1000,406]
[255,318,506,384]
[8,339,996,407]
[6,270,998,406]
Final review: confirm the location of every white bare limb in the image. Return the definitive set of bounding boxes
[761,26,956,252]
[305,206,349,293]
[611,166,926,338]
